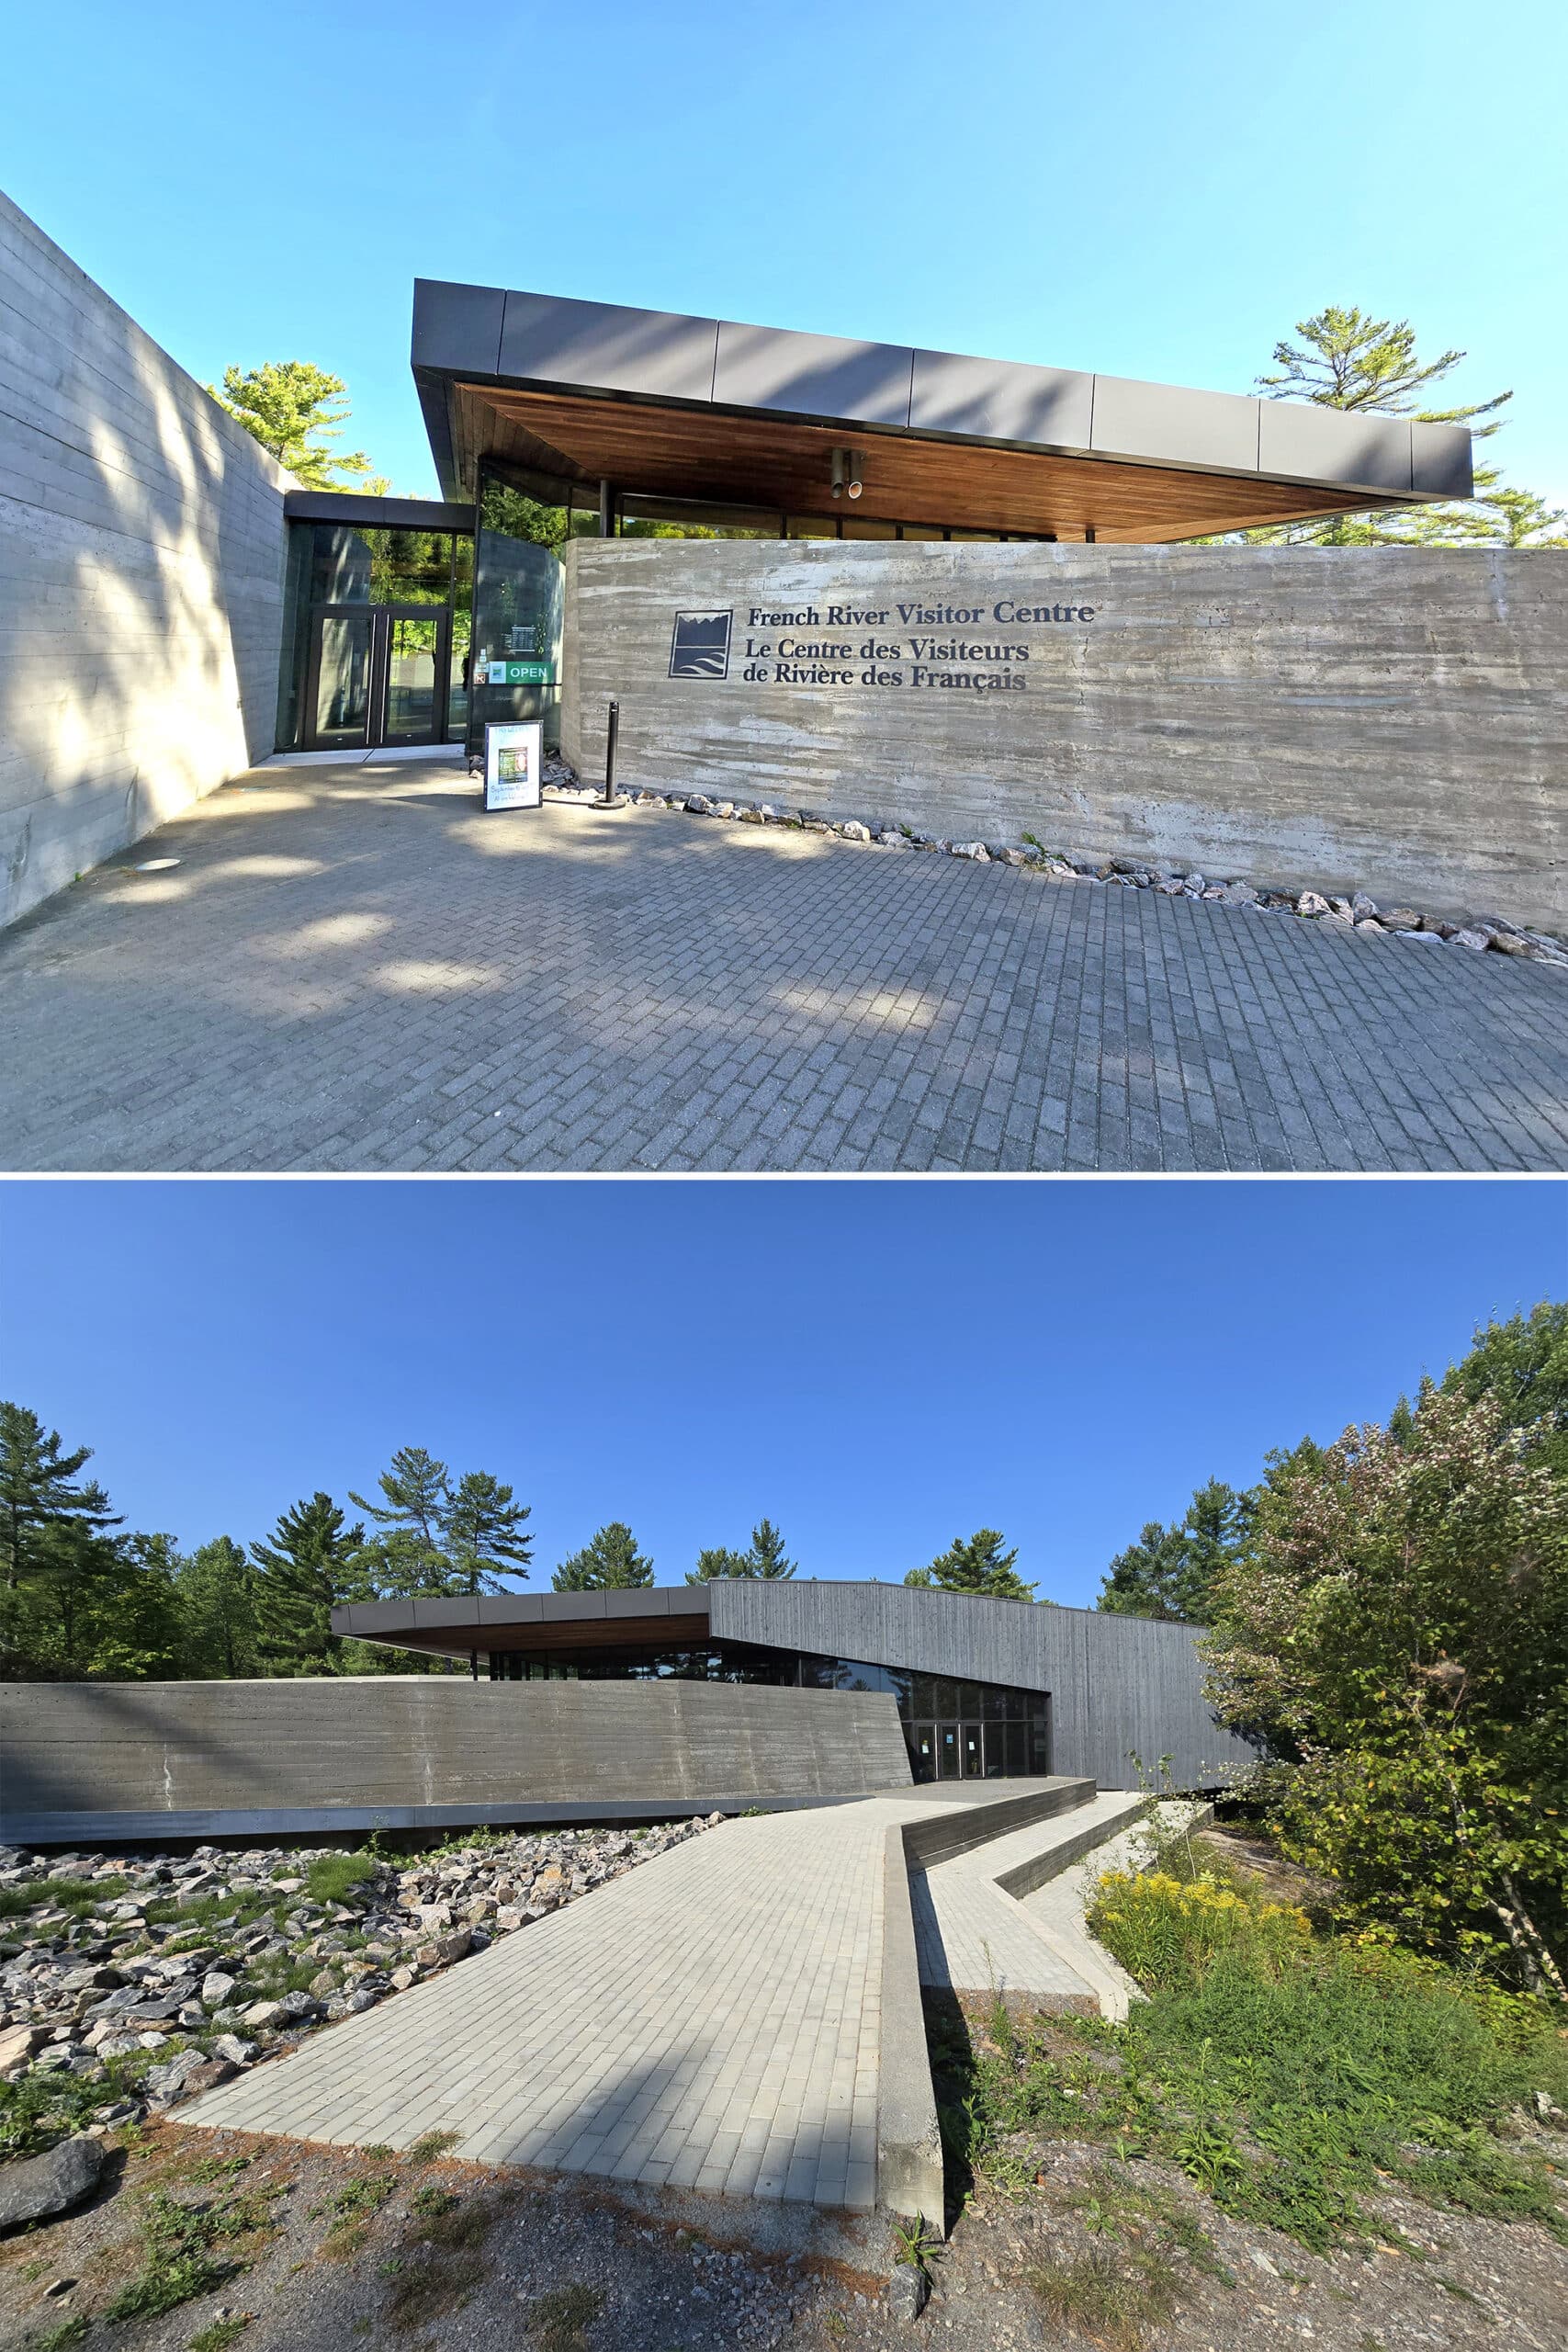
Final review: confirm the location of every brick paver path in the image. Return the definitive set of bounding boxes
[187,1796,961,2211]
[911,1790,1142,2005]
[5,760,1564,1170]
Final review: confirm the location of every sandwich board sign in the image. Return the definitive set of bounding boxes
[484,719,543,811]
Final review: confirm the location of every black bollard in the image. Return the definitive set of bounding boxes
[601,698,620,806]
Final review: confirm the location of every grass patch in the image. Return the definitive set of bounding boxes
[141,1892,279,1935]
[103,2184,276,2322]
[0,1874,129,1921]
[28,2319,89,2351]
[525,2284,604,2351]
[383,2193,497,2330]
[405,2130,459,2164]
[186,2319,254,2350]
[1027,2244,1182,2352]
[302,1851,378,1907]
[0,2045,170,2159]
[944,1866,1568,2255]
[319,2168,399,2258]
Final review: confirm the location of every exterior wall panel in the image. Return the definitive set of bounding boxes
[561,537,1566,933]
[707,1582,1258,1791]
[0,1678,913,1838]
[0,190,291,927]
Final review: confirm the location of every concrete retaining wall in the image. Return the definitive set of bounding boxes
[560,537,1567,933]
[0,191,291,927]
[0,1676,913,1842]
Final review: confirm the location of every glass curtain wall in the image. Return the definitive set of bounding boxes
[276,524,474,752]
[469,464,573,754]
[487,1638,1051,1781]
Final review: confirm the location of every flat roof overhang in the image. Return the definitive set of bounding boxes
[412,280,1472,542]
[333,1585,713,1663]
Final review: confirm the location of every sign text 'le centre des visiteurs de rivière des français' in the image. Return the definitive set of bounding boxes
[667,594,1098,693]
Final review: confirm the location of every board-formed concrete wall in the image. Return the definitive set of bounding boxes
[708,1581,1259,1793]
[0,191,291,927]
[560,538,1566,933]
[0,1677,913,1842]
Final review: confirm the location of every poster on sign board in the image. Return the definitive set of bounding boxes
[484,720,543,811]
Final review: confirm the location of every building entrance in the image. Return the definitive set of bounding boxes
[303,604,453,751]
[909,1717,1035,1780]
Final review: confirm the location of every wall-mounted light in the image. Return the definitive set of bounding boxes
[829,447,863,500]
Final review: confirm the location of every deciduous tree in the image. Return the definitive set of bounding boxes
[1202,1385,1567,1991]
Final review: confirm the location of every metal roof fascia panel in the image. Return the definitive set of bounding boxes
[1258,401,1415,496]
[908,348,1094,451]
[412,278,507,376]
[1090,375,1263,475]
[410,1597,482,1628]
[498,292,721,402]
[713,320,915,426]
[1410,420,1473,500]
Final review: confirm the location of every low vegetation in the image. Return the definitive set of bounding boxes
[942,1841,1568,2263]
[103,2174,278,2321]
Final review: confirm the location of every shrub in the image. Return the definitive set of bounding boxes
[1089,1869,1310,1990]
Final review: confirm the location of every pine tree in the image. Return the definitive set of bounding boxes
[250,1493,365,1675]
[1097,1479,1246,1623]
[685,1546,752,1584]
[1207,305,1562,549]
[553,1522,654,1590]
[746,1518,796,1578]
[0,1404,123,1674]
[443,1470,533,1593]
[350,1448,532,1597]
[175,1536,261,1677]
[209,361,380,488]
[683,1519,797,1582]
[905,1530,1034,1600]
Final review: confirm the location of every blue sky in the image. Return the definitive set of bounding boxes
[2,1181,1562,1604]
[6,2,1564,505]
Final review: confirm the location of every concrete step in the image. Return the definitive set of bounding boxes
[1017,1800,1213,2022]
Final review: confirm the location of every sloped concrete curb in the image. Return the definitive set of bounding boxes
[876,1823,945,2235]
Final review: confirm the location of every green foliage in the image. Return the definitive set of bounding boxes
[950,1870,1568,2256]
[351,1445,533,1599]
[209,360,379,489]
[552,1521,654,1589]
[303,1849,378,1905]
[175,1536,261,1678]
[250,1493,367,1676]
[1441,1300,1568,1480]
[1219,305,1562,549]
[0,1871,127,1920]
[1089,1869,1311,1990]
[684,1517,797,1581]
[1203,1377,1568,1990]
[187,2319,254,2351]
[104,2182,275,2320]
[1099,1480,1246,1623]
[906,1528,1035,1600]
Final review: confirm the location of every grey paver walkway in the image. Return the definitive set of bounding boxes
[185,1785,1107,2214]
[911,1791,1144,2007]
[4,762,1565,1171]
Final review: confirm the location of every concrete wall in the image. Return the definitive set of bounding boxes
[0,1676,913,1843]
[560,538,1567,933]
[0,190,291,927]
[707,1581,1258,1792]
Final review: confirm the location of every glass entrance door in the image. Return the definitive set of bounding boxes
[304,606,451,751]
[310,613,374,748]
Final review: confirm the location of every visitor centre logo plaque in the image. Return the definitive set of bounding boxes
[669,611,733,679]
